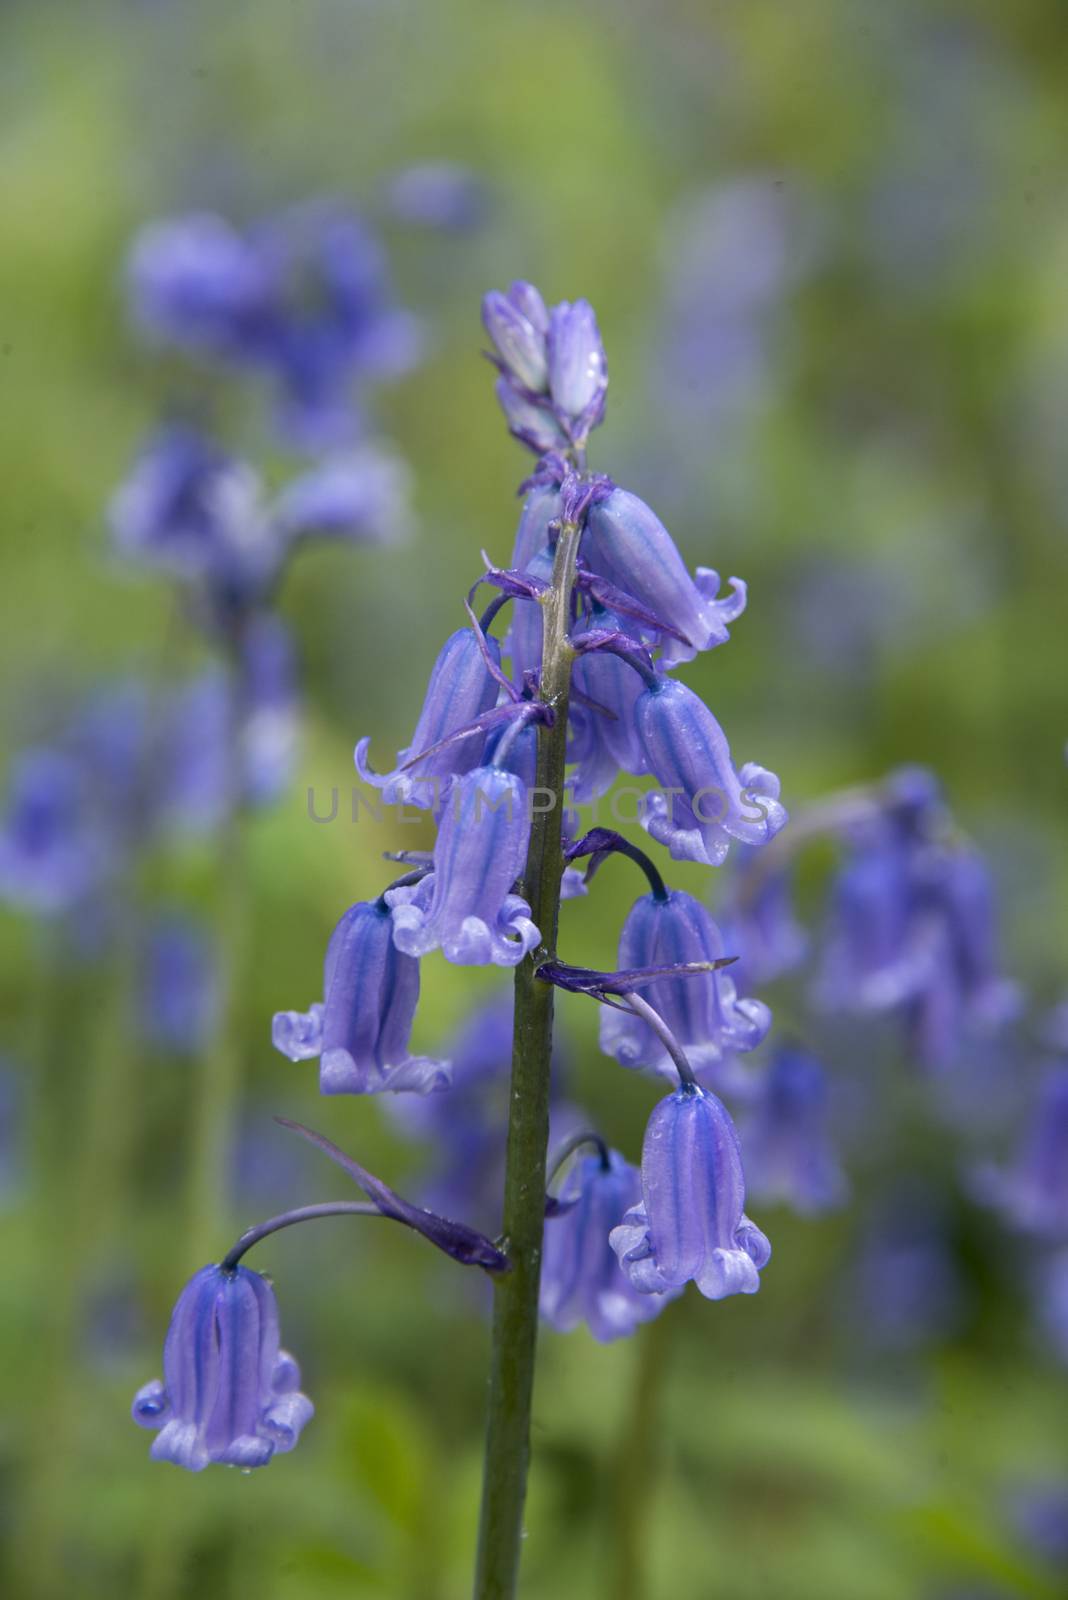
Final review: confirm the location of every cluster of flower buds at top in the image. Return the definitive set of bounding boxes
[126,199,420,449]
[482,281,608,455]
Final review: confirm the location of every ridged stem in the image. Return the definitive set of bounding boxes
[472,516,583,1600]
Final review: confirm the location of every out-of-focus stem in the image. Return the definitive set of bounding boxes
[609,1308,674,1600]
[472,516,582,1600]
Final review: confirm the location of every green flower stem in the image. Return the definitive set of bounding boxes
[473,516,583,1600]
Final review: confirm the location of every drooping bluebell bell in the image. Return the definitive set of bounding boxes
[599,889,770,1087]
[567,605,648,804]
[582,487,747,667]
[128,202,419,448]
[356,627,502,809]
[0,748,105,915]
[506,546,555,688]
[541,1146,674,1341]
[132,1264,313,1471]
[611,1085,771,1301]
[974,1067,1068,1240]
[387,768,538,967]
[739,1044,847,1216]
[634,675,787,866]
[272,898,450,1094]
[483,282,607,453]
[140,914,220,1056]
[814,768,1018,1068]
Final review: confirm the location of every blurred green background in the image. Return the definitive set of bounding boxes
[1,1,1067,1598]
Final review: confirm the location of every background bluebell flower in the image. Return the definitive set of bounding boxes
[0,748,106,915]
[541,1147,673,1342]
[739,1044,847,1216]
[611,1085,771,1301]
[132,1263,313,1471]
[974,1067,1068,1240]
[128,201,419,448]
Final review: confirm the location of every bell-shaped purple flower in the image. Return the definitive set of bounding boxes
[132,1264,312,1472]
[271,443,413,548]
[611,1085,771,1301]
[567,607,648,803]
[635,676,787,866]
[599,890,770,1083]
[126,212,268,357]
[356,628,502,809]
[387,768,538,966]
[546,299,607,437]
[541,1148,673,1342]
[482,281,550,393]
[508,482,561,574]
[272,899,449,1094]
[583,488,746,666]
[506,546,555,688]
[975,1067,1068,1240]
[740,1045,847,1215]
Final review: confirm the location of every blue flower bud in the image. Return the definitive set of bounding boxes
[740,1045,847,1216]
[387,767,538,967]
[494,375,567,455]
[132,1264,312,1472]
[356,628,502,809]
[567,608,648,803]
[482,283,550,392]
[272,900,450,1094]
[599,890,770,1083]
[635,676,787,866]
[583,488,746,665]
[611,1086,771,1300]
[546,299,607,432]
[541,1149,675,1342]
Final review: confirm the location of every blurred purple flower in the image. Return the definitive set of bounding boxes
[740,1045,847,1216]
[0,748,106,915]
[974,1066,1068,1240]
[127,201,419,447]
[542,1148,673,1342]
